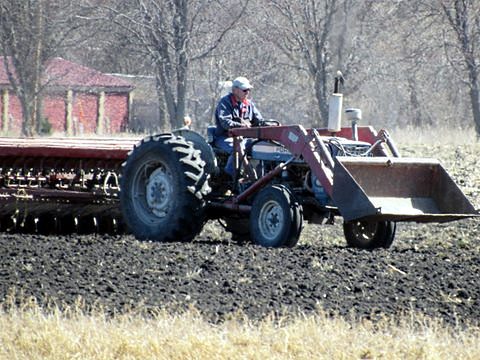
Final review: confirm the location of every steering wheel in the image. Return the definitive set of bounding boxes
[260,119,281,126]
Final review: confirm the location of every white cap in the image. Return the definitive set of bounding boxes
[232,76,253,90]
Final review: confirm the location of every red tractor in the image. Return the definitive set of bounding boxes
[120,114,478,249]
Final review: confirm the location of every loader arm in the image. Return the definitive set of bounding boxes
[230,125,335,195]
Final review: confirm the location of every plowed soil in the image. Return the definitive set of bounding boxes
[0,144,479,325]
[1,219,479,325]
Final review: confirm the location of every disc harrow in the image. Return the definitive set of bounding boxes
[0,137,139,234]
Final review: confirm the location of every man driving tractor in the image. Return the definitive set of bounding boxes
[214,76,263,177]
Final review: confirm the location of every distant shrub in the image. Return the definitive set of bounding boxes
[39,116,52,135]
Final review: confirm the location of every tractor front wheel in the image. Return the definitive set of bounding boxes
[249,185,303,248]
[343,220,396,249]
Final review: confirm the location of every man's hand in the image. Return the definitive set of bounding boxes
[240,119,251,128]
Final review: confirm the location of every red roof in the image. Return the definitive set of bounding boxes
[0,57,133,91]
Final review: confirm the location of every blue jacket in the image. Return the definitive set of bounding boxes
[214,93,263,137]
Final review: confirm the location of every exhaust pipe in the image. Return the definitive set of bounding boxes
[328,71,345,134]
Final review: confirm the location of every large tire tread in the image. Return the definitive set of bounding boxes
[120,133,210,242]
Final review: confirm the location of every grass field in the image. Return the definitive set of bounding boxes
[1,301,479,360]
[1,128,479,359]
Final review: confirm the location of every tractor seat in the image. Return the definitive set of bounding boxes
[207,125,254,156]
[207,126,230,155]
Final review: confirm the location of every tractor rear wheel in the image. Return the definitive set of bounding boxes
[120,134,210,242]
[249,185,303,248]
[343,220,396,249]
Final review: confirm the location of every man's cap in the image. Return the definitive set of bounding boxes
[232,76,253,90]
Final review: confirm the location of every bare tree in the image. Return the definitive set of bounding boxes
[0,1,93,136]
[381,0,480,133]
[0,1,47,136]
[364,2,437,128]
[261,0,338,125]
[256,0,375,126]
[105,0,249,130]
[3,0,467,136]
[437,0,480,137]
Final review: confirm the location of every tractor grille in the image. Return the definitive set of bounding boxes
[327,138,373,158]
[341,144,372,157]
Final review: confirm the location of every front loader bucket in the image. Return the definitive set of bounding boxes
[332,157,479,223]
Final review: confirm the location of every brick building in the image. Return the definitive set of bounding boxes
[0,57,134,135]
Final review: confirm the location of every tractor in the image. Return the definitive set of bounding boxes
[0,80,476,247]
[119,90,478,248]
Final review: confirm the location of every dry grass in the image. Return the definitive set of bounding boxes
[1,300,479,360]
[390,125,478,147]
